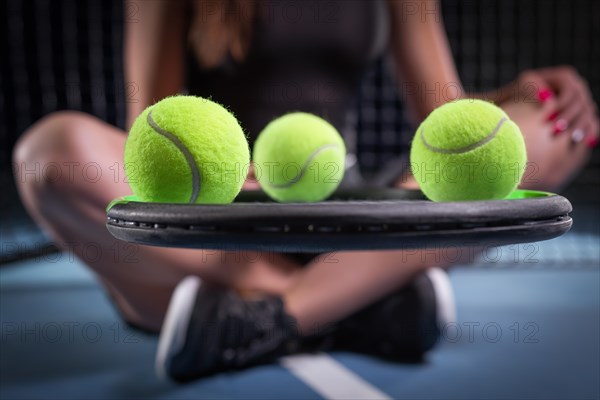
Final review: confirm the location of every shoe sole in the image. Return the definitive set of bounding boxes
[155,275,202,381]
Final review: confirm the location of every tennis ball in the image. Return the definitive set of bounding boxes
[253,112,346,202]
[124,96,249,204]
[410,99,527,202]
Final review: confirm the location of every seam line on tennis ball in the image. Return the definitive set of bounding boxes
[147,110,201,203]
[420,116,508,154]
[267,143,342,189]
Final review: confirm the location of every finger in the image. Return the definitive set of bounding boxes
[537,66,587,111]
[551,118,569,137]
[586,135,599,150]
[529,80,558,117]
[516,70,552,104]
[584,117,600,149]
[553,82,581,111]
[554,91,594,132]
[567,110,591,144]
[553,97,587,135]
[536,87,554,103]
[569,128,586,145]
[541,95,559,120]
[568,114,598,148]
[537,66,582,92]
[531,85,559,120]
[559,122,590,169]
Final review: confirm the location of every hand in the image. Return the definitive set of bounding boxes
[508,67,599,147]
[500,99,588,192]
[474,67,596,192]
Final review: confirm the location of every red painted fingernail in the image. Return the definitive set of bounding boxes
[553,119,568,135]
[586,136,599,149]
[537,88,554,103]
[546,111,559,121]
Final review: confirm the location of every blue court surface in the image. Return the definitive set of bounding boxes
[1,211,599,399]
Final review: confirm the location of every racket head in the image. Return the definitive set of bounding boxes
[106,189,572,252]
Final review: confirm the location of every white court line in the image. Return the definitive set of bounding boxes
[280,353,392,400]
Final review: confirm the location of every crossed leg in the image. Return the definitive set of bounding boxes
[14,101,580,335]
[13,111,302,331]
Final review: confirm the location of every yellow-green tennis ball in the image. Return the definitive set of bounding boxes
[253,112,346,202]
[410,99,527,202]
[124,96,249,204]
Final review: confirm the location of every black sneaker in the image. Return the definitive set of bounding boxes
[156,277,325,382]
[332,267,456,361]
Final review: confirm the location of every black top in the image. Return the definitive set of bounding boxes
[186,0,390,143]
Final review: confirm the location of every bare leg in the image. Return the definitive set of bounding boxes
[13,111,301,331]
[284,250,444,333]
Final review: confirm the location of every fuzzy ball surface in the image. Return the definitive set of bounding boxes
[124,96,250,204]
[253,112,346,202]
[410,99,527,202]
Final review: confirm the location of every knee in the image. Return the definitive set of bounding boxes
[12,111,92,200]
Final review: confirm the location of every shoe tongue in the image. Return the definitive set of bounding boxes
[221,295,284,345]
[221,296,299,367]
